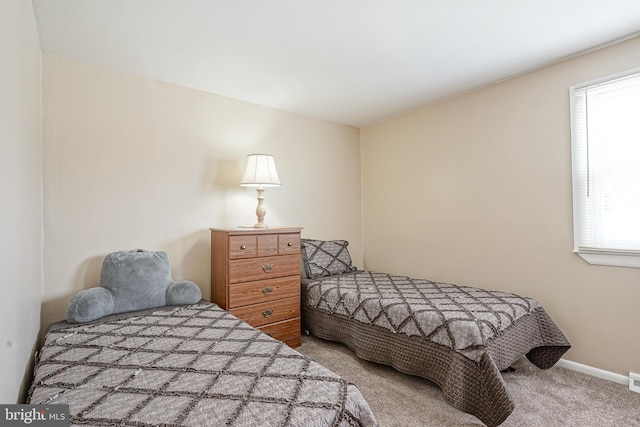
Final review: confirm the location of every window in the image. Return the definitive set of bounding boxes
[570,69,640,268]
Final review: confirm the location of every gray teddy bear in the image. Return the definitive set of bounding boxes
[67,249,202,323]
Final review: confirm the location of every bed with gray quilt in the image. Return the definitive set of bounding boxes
[27,301,378,426]
[300,239,571,427]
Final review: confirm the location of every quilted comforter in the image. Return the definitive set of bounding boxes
[27,302,377,427]
[302,271,570,426]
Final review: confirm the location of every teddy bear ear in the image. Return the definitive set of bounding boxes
[66,287,114,323]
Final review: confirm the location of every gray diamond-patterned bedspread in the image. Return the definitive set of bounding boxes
[305,271,546,362]
[27,302,377,427]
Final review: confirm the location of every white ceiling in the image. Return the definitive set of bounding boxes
[32,0,640,127]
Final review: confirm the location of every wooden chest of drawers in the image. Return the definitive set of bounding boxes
[210,227,302,347]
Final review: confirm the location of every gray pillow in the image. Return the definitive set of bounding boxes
[301,239,357,279]
[67,249,201,323]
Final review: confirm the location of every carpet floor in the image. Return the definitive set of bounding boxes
[296,334,640,427]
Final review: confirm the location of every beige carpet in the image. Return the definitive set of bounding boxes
[296,334,640,427]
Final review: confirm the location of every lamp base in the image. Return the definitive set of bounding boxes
[253,188,268,228]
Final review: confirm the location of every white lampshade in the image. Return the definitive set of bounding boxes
[240,154,281,188]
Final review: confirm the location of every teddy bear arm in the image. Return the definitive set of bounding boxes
[166,280,202,306]
[66,287,115,323]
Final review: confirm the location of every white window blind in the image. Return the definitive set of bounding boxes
[571,70,640,262]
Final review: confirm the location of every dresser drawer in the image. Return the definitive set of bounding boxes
[257,234,278,257]
[230,296,300,327]
[279,234,301,255]
[229,254,300,283]
[229,235,257,259]
[228,276,300,308]
[259,317,301,342]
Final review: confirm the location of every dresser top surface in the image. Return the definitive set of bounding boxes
[210,226,303,235]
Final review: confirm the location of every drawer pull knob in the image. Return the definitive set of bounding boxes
[262,309,273,318]
[287,242,293,247]
[240,245,246,250]
[262,286,273,295]
[262,263,273,272]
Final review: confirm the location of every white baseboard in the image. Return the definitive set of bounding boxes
[556,358,628,385]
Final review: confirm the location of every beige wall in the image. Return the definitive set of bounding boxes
[41,54,362,330]
[1,1,43,403]
[361,36,640,376]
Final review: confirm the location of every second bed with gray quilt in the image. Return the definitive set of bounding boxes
[302,268,570,427]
